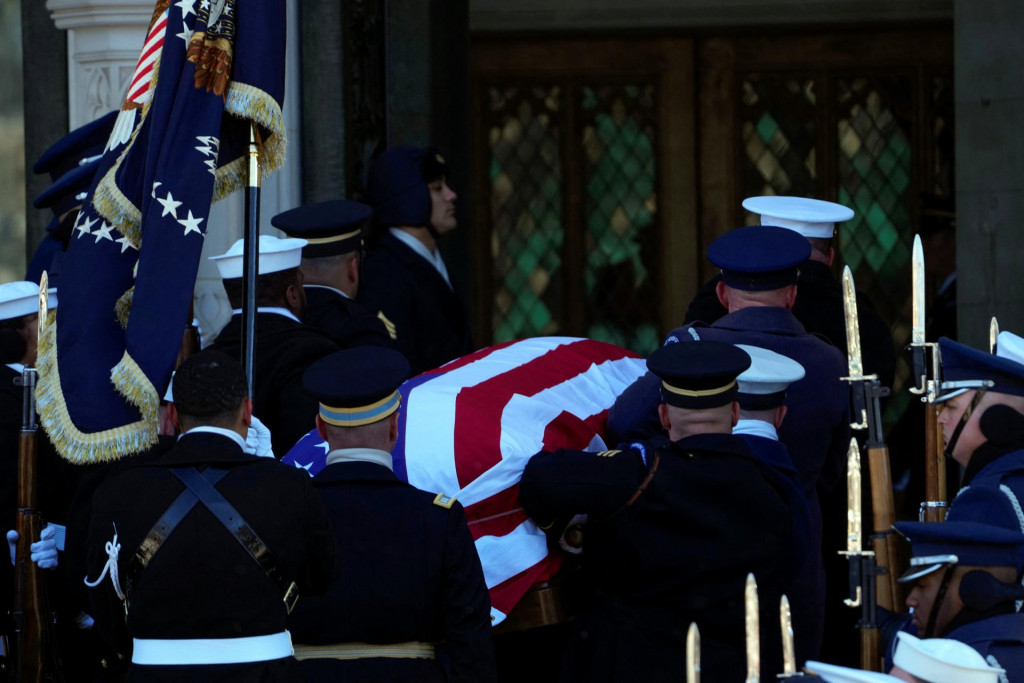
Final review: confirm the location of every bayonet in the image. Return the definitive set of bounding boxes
[779,595,800,677]
[839,438,863,607]
[686,622,700,683]
[991,317,1000,354]
[909,237,929,396]
[38,271,48,342]
[842,266,867,382]
[745,573,760,683]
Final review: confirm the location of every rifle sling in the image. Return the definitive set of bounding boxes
[125,467,298,612]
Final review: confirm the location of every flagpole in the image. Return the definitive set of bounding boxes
[242,124,262,396]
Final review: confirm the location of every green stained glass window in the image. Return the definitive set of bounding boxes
[487,86,564,342]
[580,84,660,355]
[835,76,915,420]
[740,76,818,208]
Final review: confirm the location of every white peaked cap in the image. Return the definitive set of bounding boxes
[210,235,308,280]
[996,330,1024,367]
[0,281,58,321]
[743,195,855,239]
[893,632,1003,683]
[735,344,805,395]
[804,661,901,682]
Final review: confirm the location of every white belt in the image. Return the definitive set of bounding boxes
[132,631,294,665]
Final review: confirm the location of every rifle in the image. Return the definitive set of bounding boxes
[909,235,947,522]
[11,276,51,683]
[837,437,882,672]
[841,266,901,613]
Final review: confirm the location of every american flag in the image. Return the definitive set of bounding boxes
[283,337,646,624]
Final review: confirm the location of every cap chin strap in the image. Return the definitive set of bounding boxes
[924,564,958,638]
[944,389,988,460]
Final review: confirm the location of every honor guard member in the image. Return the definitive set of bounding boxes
[610,226,849,592]
[733,344,821,661]
[271,199,395,348]
[208,235,339,456]
[890,632,1006,682]
[684,196,896,389]
[931,330,1024,497]
[288,346,496,683]
[521,341,794,682]
[359,145,473,375]
[886,484,1024,680]
[83,351,337,681]
[26,111,116,285]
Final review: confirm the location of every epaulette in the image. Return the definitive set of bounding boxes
[433,492,456,509]
[595,449,621,458]
[377,311,397,340]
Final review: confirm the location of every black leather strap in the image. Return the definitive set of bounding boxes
[171,467,299,612]
[124,469,228,599]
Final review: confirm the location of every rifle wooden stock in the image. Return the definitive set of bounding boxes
[867,444,901,611]
[13,430,46,683]
[859,626,881,673]
[921,406,948,522]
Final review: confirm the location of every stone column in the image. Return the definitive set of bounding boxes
[47,0,302,343]
[955,0,1024,347]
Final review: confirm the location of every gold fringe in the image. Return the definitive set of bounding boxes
[35,314,157,464]
[214,81,287,202]
[115,287,134,328]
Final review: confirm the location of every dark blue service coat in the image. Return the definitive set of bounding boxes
[357,232,472,375]
[288,459,496,683]
[520,433,795,682]
[302,285,394,349]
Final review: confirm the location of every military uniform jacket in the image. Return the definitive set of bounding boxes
[357,232,472,375]
[519,433,794,682]
[209,311,338,455]
[683,261,896,389]
[738,433,823,662]
[288,458,496,683]
[85,431,338,682]
[948,613,1024,682]
[303,285,394,349]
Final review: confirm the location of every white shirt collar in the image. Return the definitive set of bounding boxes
[733,419,779,441]
[231,306,301,323]
[390,228,452,288]
[5,363,25,374]
[304,284,350,300]
[325,447,394,471]
[182,425,248,450]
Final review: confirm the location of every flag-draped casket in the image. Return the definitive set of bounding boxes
[284,337,647,624]
[37,0,287,462]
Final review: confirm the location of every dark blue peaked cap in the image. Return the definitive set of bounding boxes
[648,340,751,409]
[33,158,100,214]
[933,336,1024,403]
[709,225,811,291]
[367,145,448,229]
[895,485,1024,581]
[271,200,372,258]
[304,347,410,427]
[33,111,117,181]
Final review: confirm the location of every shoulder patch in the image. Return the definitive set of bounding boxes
[629,441,648,467]
[377,311,398,340]
[664,335,680,346]
[595,450,622,458]
[687,327,701,341]
[433,492,457,509]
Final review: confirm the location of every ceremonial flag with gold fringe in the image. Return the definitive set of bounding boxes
[36,0,287,463]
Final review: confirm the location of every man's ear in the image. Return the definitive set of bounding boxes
[285,283,303,310]
[826,246,836,268]
[166,402,181,431]
[347,254,360,289]
[783,284,798,310]
[658,403,672,432]
[241,397,253,428]
[389,412,400,446]
[715,280,730,309]
[315,414,329,441]
[774,405,788,429]
[730,402,740,428]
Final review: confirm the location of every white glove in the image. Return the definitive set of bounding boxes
[6,524,59,569]
[245,415,275,459]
